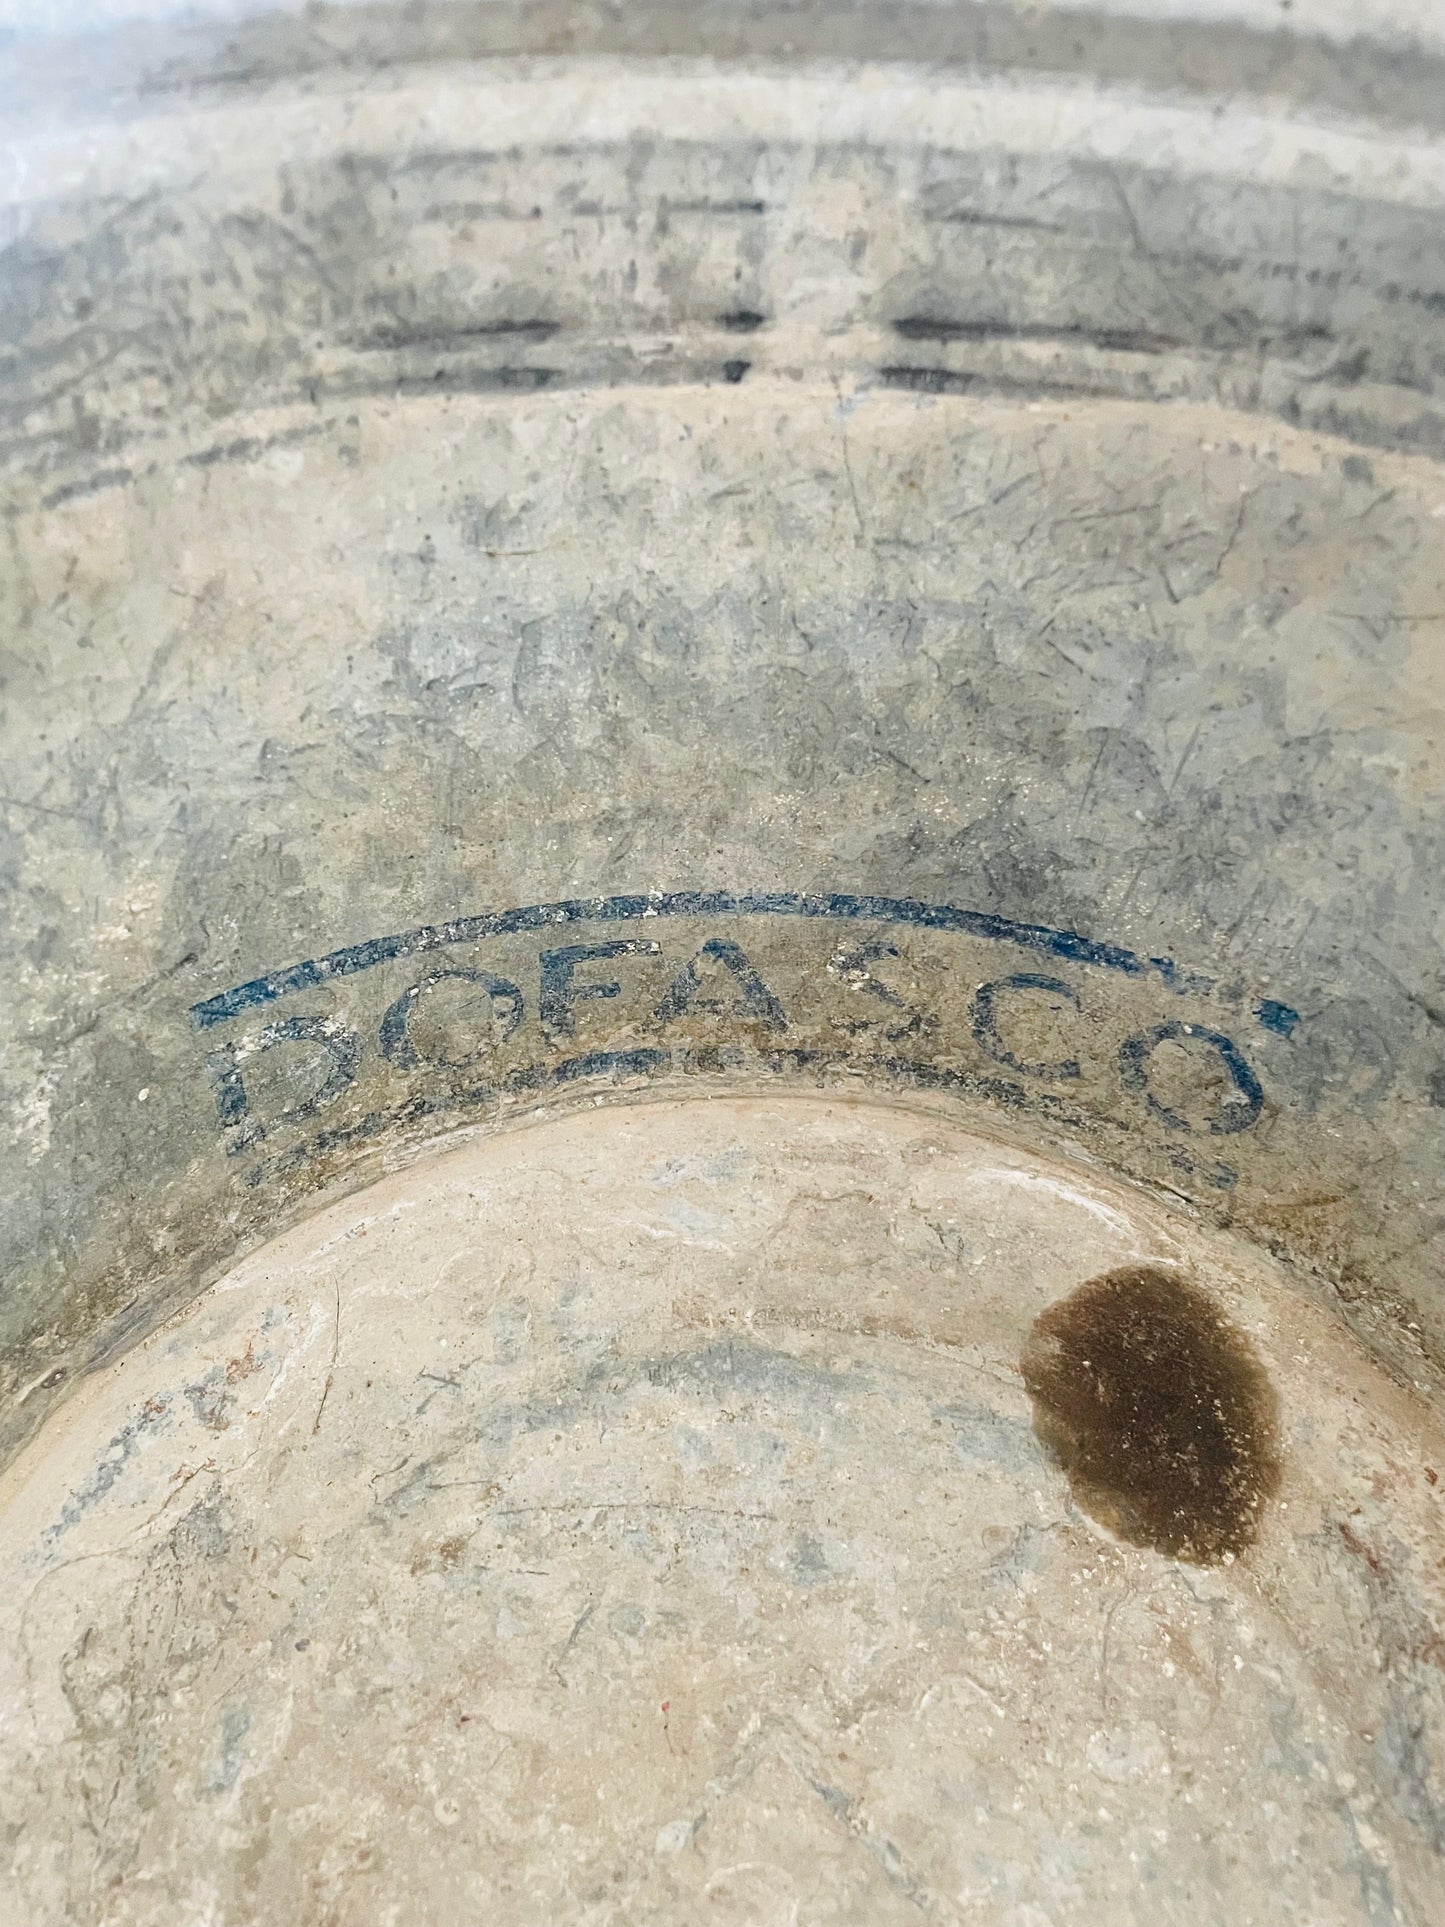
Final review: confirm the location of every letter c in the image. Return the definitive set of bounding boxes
[971,973,1082,1080]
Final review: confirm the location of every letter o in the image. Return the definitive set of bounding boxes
[1118,1021,1264,1135]
[379,968,524,1071]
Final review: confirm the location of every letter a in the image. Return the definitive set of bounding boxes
[653,938,787,1031]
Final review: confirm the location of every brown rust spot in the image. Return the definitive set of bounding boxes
[411,1534,469,1576]
[1021,1264,1281,1565]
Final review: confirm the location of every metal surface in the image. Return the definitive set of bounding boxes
[2,5,1444,1920]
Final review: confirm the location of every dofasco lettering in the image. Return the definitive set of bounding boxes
[194,895,1286,1181]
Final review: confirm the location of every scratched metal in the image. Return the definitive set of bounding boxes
[3,6,1445,1922]
[2,1098,1442,1926]
[3,10,1445,1469]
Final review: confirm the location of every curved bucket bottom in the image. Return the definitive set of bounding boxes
[3,1092,1441,1924]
